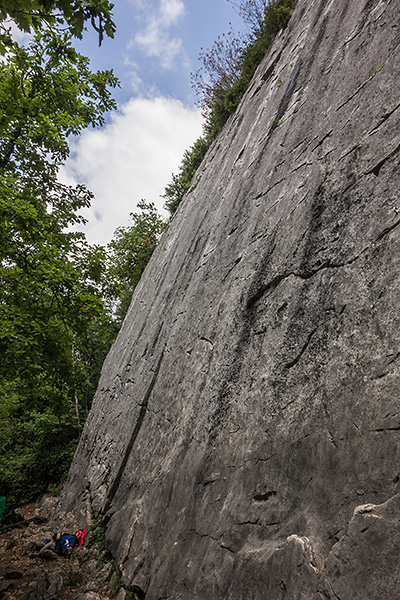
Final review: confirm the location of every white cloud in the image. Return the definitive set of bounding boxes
[0,19,31,62]
[130,0,186,69]
[61,96,203,246]
[160,0,185,25]
[6,19,32,43]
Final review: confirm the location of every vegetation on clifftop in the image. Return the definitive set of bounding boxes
[163,0,296,217]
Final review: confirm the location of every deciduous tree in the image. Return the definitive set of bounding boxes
[191,25,245,119]
[227,0,268,35]
[0,31,118,504]
[107,201,166,324]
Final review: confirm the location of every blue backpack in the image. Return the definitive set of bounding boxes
[53,532,78,555]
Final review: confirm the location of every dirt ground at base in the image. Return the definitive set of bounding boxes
[0,497,119,600]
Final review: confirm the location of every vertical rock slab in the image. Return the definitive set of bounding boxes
[322,495,400,600]
[62,0,400,597]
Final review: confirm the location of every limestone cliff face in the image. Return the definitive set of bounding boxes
[62,0,400,597]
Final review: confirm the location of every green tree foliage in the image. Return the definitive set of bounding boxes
[0,392,80,505]
[163,137,209,216]
[0,31,119,505]
[164,0,296,218]
[107,201,166,324]
[0,0,115,52]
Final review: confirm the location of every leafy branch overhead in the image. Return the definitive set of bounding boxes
[0,0,115,52]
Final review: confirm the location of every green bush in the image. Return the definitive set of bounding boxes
[0,386,80,506]
[163,137,210,215]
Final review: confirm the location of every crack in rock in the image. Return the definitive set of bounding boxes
[246,254,361,310]
[372,426,400,432]
[336,65,385,112]
[284,328,317,369]
[103,349,166,513]
[375,216,400,241]
[368,101,400,135]
[269,59,303,136]
[253,491,277,502]
[367,143,400,176]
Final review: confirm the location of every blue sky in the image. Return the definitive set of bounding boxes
[74,0,244,105]
[59,0,246,246]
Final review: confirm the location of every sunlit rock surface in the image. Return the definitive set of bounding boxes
[62,0,400,597]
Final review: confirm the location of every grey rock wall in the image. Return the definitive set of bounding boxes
[62,0,400,597]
